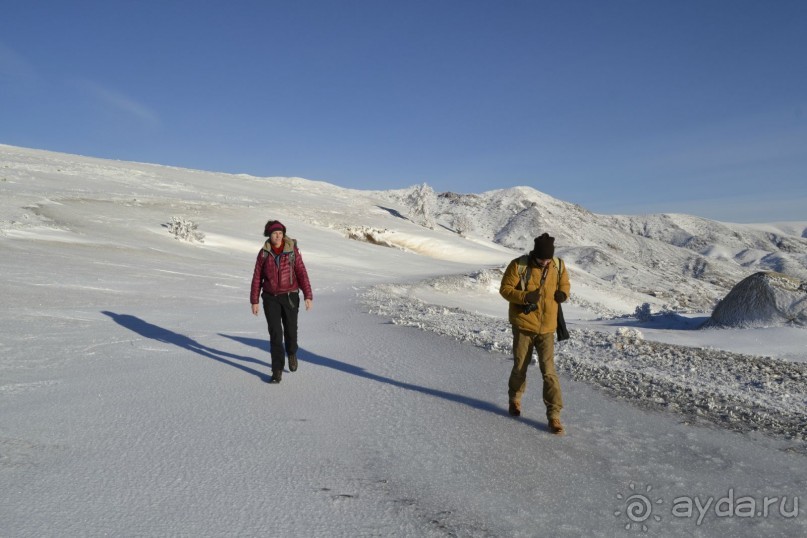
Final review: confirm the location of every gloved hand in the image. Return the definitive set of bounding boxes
[524,290,540,304]
[554,291,567,303]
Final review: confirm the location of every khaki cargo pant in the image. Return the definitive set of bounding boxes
[508,328,563,420]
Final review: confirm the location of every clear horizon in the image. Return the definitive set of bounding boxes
[2,0,805,223]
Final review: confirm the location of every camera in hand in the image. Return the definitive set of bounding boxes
[522,303,538,314]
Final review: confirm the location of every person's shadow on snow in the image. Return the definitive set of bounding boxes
[102,311,272,382]
[219,333,550,432]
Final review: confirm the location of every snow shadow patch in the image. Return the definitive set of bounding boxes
[376,205,409,221]
[219,334,550,432]
[604,313,710,330]
[102,312,271,381]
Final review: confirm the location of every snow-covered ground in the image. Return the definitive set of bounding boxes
[1,144,805,536]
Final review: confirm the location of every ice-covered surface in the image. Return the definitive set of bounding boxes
[363,285,807,444]
[2,144,806,536]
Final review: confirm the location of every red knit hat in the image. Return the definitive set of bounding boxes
[263,220,286,237]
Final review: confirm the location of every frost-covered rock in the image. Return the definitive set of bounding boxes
[405,183,437,229]
[707,272,807,328]
[164,216,205,243]
[634,302,653,321]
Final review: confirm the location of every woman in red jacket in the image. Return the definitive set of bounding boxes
[251,220,313,383]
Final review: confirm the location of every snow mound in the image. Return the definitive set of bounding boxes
[707,272,807,328]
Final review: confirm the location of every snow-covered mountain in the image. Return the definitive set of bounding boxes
[378,183,807,316]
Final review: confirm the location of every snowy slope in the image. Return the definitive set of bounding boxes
[1,144,806,536]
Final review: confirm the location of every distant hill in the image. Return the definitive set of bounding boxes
[378,185,807,314]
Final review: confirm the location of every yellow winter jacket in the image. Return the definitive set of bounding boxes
[500,256,571,335]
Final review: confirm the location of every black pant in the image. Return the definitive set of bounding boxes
[262,291,299,372]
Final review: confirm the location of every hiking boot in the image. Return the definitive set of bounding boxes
[288,353,298,372]
[268,370,282,384]
[548,418,565,435]
[508,401,521,417]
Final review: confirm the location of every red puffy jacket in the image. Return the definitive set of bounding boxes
[250,237,313,304]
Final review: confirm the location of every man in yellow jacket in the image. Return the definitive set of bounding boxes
[499,233,571,435]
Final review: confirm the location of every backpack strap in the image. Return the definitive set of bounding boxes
[288,238,297,270]
[515,255,530,291]
[516,255,564,291]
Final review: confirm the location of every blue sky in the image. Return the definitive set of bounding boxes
[1,1,805,223]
